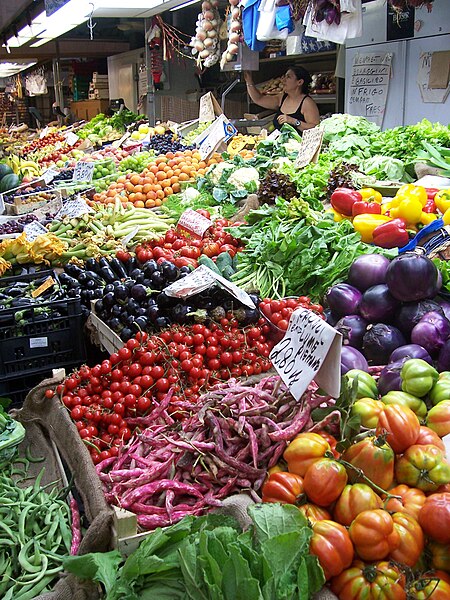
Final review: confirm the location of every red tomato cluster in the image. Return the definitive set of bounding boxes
[20,132,66,155]
[135,216,244,269]
[259,296,325,332]
[60,319,273,464]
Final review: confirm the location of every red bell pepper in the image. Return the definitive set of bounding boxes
[372,218,409,249]
[423,198,437,213]
[352,201,382,217]
[330,188,362,216]
[426,188,440,200]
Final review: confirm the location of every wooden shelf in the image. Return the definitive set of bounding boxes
[259,51,337,63]
[310,94,337,104]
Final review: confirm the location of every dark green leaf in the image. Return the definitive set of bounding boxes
[221,546,262,600]
[248,503,308,544]
[213,187,229,203]
[63,551,123,595]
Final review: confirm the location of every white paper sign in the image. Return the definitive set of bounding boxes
[39,127,49,139]
[269,308,342,400]
[30,337,48,349]
[55,196,93,219]
[417,52,450,104]
[64,131,79,146]
[23,222,48,242]
[112,131,130,149]
[294,127,324,169]
[349,52,393,127]
[42,168,59,184]
[72,162,95,182]
[177,209,212,238]
[164,265,216,298]
[194,115,238,160]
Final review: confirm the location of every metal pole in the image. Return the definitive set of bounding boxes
[145,18,156,126]
[52,40,64,112]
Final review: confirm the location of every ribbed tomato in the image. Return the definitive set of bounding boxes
[395,445,450,493]
[418,493,450,544]
[426,400,450,437]
[298,503,331,523]
[383,484,426,521]
[375,404,420,454]
[342,436,394,492]
[261,471,304,504]
[309,519,354,580]
[331,560,406,600]
[349,509,400,561]
[315,429,340,458]
[428,542,450,572]
[303,458,348,507]
[389,511,424,567]
[333,484,382,526]
[415,426,446,452]
[408,573,450,599]
[283,432,330,477]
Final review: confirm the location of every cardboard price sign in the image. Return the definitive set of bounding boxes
[55,196,93,219]
[269,308,342,400]
[294,127,324,169]
[199,92,222,123]
[194,115,237,160]
[72,162,95,183]
[31,277,56,298]
[177,209,212,238]
[64,131,79,146]
[23,221,48,242]
[164,265,216,298]
[42,168,59,184]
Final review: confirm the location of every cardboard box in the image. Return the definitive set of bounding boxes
[70,99,110,121]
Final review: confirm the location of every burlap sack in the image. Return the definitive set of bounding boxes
[415,162,446,178]
[11,374,113,600]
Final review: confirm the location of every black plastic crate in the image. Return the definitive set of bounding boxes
[0,270,86,378]
[0,371,54,409]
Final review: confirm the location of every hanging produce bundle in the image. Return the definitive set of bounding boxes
[220,0,242,68]
[190,0,221,68]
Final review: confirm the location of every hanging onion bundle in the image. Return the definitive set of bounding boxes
[190,0,221,68]
[220,0,242,69]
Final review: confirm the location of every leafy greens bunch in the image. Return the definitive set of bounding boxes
[63,504,324,600]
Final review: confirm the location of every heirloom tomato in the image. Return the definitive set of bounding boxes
[283,432,331,477]
[383,484,426,521]
[309,519,354,580]
[331,560,406,600]
[395,445,450,493]
[315,429,340,458]
[408,573,450,600]
[342,436,394,492]
[414,426,446,452]
[333,484,382,526]
[261,472,304,504]
[303,458,348,507]
[418,493,450,544]
[389,511,424,567]
[375,404,420,454]
[349,509,400,561]
[428,542,450,572]
[426,400,450,437]
[298,503,331,523]
[351,397,384,429]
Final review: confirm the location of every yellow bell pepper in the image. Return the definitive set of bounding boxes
[390,197,423,225]
[420,212,438,226]
[359,188,382,203]
[443,207,450,225]
[394,184,427,207]
[434,189,450,214]
[326,207,345,222]
[381,202,392,215]
[353,214,391,244]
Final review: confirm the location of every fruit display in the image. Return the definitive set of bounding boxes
[0,213,38,235]
[117,151,156,173]
[180,120,212,146]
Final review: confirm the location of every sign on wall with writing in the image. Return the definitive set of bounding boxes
[349,52,393,127]
[45,0,70,17]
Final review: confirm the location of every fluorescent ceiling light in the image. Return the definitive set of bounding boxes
[0,61,37,77]
[93,0,157,7]
[170,0,200,10]
[32,1,91,43]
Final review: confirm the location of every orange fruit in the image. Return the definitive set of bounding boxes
[145,199,155,208]
[134,200,145,208]
[164,187,173,196]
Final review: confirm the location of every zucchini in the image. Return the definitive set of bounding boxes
[221,265,236,281]
[215,251,233,275]
[197,255,221,276]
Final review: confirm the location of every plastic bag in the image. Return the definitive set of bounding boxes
[286,21,304,56]
[256,0,289,41]
[275,4,294,34]
[303,0,362,44]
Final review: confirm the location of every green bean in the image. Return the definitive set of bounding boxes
[18,505,34,545]
[58,509,72,553]
[14,573,59,600]
[14,555,48,587]
[25,445,45,463]
[0,521,15,540]
[18,541,41,574]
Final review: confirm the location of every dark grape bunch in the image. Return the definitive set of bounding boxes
[53,169,74,182]
[3,185,52,204]
[145,133,195,154]
[0,213,38,235]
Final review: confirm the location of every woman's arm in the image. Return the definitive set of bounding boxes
[243,71,281,111]
[299,97,320,130]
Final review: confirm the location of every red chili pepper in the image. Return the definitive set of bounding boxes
[423,198,437,213]
[330,188,362,216]
[372,218,409,249]
[351,201,382,217]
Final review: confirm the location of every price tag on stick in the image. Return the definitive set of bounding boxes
[72,162,95,183]
[269,308,342,400]
[294,127,324,169]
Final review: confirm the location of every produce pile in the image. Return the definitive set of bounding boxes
[1,110,450,599]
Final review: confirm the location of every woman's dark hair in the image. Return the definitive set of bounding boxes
[289,66,312,93]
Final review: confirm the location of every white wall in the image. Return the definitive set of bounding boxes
[108,48,145,113]
[345,0,450,127]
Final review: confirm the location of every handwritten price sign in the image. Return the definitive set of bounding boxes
[269,308,342,400]
[177,209,212,238]
[294,127,324,169]
[72,162,95,183]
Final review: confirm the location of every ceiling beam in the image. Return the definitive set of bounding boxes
[0,38,130,60]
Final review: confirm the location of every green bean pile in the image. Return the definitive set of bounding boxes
[0,451,72,600]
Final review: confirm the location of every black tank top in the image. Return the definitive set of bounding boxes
[273,93,309,131]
